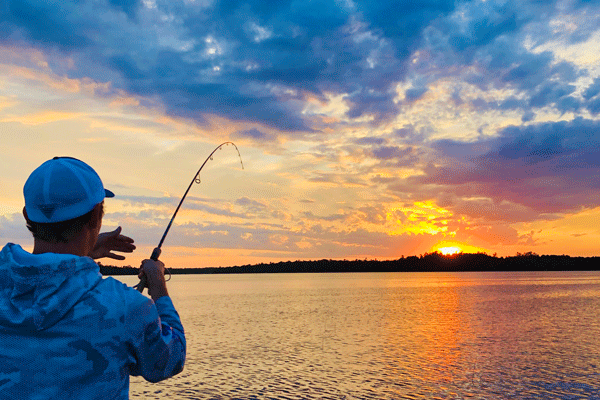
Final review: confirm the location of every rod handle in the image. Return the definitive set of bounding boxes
[135,247,162,293]
[151,247,162,261]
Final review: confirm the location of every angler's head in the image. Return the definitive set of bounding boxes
[23,157,114,250]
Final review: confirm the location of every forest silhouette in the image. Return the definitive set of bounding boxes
[99,252,600,275]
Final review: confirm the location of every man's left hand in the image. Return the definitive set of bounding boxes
[90,226,136,260]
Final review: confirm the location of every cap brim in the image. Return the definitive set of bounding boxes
[105,189,115,198]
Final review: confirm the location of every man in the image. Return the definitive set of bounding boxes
[0,157,186,399]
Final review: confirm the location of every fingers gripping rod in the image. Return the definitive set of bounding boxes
[135,142,244,292]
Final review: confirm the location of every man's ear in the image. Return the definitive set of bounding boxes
[88,203,104,230]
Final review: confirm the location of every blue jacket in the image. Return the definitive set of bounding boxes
[0,243,186,399]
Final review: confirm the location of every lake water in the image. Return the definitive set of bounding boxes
[114,271,600,399]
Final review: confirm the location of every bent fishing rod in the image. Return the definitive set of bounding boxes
[134,142,244,292]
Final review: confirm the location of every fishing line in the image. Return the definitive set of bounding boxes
[134,142,244,292]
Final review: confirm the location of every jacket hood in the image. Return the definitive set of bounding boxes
[0,243,102,331]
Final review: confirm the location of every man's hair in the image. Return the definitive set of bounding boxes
[26,203,104,243]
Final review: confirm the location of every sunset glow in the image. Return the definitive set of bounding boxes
[431,241,488,257]
[2,1,600,268]
[438,247,462,256]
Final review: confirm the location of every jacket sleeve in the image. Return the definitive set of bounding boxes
[127,295,186,382]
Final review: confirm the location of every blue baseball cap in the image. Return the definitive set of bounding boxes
[24,157,114,223]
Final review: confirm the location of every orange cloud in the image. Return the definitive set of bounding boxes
[0,96,18,111]
[387,201,453,236]
[109,96,141,108]
[1,110,85,125]
[5,65,81,93]
[0,45,50,69]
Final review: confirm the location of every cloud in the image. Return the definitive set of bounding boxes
[0,213,33,245]
[1,1,91,50]
[583,77,600,100]
[5,0,600,262]
[354,136,386,146]
[103,205,410,260]
[1,110,84,125]
[108,0,139,19]
[355,0,455,57]
[411,118,600,221]
[118,195,178,207]
[372,145,414,160]
[231,127,278,146]
[413,0,597,121]
[405,86,428,101]
[4,0,600,135]
[234,196,267,214]
[0,0,462,130]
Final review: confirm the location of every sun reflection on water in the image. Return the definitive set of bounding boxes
[117,272,600,399]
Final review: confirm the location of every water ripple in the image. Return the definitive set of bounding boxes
[125,272,600,399]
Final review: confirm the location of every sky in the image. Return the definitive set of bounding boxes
[2,0,600,268]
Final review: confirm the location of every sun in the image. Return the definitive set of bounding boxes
[438,246,462,256]
[430,241,489,256]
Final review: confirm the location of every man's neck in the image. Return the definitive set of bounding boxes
[32,233,92,257]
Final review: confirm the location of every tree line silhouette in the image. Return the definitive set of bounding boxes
[98,251,600,275]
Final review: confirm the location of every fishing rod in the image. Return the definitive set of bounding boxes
[135,142,244,292]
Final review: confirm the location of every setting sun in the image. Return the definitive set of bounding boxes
[438,246,462,256]
[431,241,489,256]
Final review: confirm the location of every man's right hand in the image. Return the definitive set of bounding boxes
[139,259,170,301]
